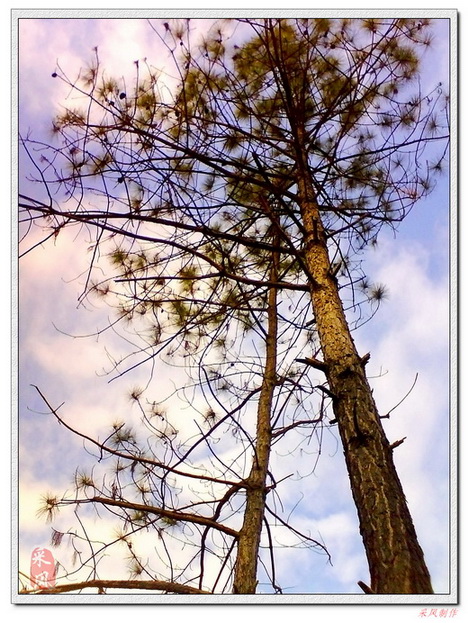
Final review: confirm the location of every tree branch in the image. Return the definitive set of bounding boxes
[23,578,212,595]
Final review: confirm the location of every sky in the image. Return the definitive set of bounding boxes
[10,5,459,620]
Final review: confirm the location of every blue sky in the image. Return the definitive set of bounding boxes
[13,7,456,616]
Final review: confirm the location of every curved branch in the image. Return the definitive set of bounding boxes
[22,578,212,595]
[78,495,240,538]
[31,385,241,489]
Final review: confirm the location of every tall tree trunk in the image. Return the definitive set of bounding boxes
[295,130,433,594]
[233,237,279,594]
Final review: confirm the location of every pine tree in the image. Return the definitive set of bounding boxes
[20,17,449,595]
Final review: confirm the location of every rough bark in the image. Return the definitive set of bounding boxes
[232,239,279,594]
[295,128,433,594]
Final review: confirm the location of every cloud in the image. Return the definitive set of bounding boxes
[353,236,450,593]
